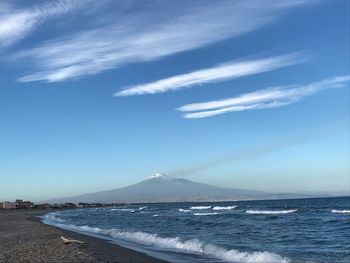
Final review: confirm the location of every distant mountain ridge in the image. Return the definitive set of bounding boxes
[46,173,340,204]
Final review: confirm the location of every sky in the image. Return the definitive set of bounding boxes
[0,0,349,201]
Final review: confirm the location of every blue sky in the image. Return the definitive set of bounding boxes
[0,0,349,201]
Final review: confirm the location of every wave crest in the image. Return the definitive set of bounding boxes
[190,206,211,210]
[245,209,297,215]
[193,212,219,216]
[56,224,289,263]
[43,212,67,223]
[178,208,191,212]
[331,209,350,214]
[213,205,237,210]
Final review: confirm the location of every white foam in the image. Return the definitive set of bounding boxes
[138,206,147,211]
[331,209,350,214]
[58,224,289,263]
[111,208,135,212]
[152,214,159,217]
[193,212,219,216]
[43,212,67,223]
[212,205,237,211]
[178,208,191,212]
[245,209,297,215]
[190,206,211,210]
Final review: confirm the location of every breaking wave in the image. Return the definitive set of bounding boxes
[245,209,297,215]
[51,223,289,263]
[43,212,68,223]
[138,206,147,211]
[190,206,211,210]
[178,208,191,212]
[193,212,220,216]
[213,205,237,211]
[331,209,350,214]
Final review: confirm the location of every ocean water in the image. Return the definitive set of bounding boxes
[42,197,350,263]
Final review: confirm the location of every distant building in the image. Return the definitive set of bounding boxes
[51,203,64,209]
[63,203,77,208]
[2,201,17,209]
[34,203,51,209]
[78,202,91,208]
[15,199,34,209]
[0,200,34,209]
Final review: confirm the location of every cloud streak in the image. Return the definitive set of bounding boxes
[12,0,311,82]
[0,0,89,50]
[178,75,350,119]
[115,53,305,96]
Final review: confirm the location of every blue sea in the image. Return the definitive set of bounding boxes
[42,197,350,263]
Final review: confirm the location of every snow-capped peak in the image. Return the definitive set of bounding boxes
[145,173,171,180]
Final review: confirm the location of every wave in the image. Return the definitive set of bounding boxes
[50,223,289,263]
[111,208,135,212]
[331,209,350,214]
[43,212,67,223]
[212,205,237,211]
[190,206,211,210]
[193,212,219,216]
[178,208,191,212]
[152,214,159,217]
[138,206,147,211]
[245,209,297,215]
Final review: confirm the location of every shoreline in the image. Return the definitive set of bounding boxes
[0,209,168,263]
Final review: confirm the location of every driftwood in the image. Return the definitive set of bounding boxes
[60,236,85,244]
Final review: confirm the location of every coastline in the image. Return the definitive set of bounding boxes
[0,209,168,263]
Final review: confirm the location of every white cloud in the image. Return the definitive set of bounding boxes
[13,0,311,82]
[178,75,350,119]
[115,53,305,96]
[0,0,89,50]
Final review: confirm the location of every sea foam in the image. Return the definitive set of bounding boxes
[190,206,211,210]
[331,209,350,214]
[193,212,219,216]
[43,212,68,223]
[178,208,191,212]
[212,205,237,210]
[52,223,289,263]
[245,209,297,215]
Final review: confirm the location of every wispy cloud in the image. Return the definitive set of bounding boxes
[178,75,350,119]
[12,0,311,82]
[0,0,89,50]
[115,53,305,96]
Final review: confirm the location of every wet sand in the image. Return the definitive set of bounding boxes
[0,209,168,263]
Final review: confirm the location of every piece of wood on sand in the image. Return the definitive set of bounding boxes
[60,236,85,245]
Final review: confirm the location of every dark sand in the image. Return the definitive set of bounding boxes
[0,209,168,263]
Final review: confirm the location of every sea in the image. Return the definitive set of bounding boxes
[41,196,350,263]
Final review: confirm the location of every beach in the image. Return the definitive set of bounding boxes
[0,209,168,263]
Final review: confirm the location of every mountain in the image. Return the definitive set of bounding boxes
[47,173,268,203]
[47,173,341,204]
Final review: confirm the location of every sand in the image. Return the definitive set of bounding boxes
[0,209,168,263]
